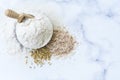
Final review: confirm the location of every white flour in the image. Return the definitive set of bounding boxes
[16,12,53,49]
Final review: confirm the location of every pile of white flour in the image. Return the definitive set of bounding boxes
[15,12,53,49]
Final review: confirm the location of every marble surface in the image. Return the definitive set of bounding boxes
[0,0,120,80]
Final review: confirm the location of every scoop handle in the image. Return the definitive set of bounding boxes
[5,9,25,23]
[5,9,20,19]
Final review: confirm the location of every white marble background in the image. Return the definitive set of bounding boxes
[0,0,120,80]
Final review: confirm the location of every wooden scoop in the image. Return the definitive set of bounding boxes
[5,9,34,23]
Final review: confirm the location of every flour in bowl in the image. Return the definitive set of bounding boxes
[15,12,53,49]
